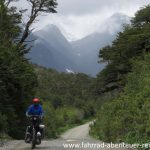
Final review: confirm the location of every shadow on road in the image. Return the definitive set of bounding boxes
[22,146,52,150]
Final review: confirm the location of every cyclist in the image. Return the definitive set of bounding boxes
[25,98,44,143]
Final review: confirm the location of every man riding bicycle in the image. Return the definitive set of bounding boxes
[25,98,44,143]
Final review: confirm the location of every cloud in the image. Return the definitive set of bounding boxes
[13,0,150,40]
[35,11,113,40]
[57,0,150,16]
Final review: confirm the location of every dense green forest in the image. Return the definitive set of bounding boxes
[90,5,150,147]
[0,0,37,139]
[0,0,57,139]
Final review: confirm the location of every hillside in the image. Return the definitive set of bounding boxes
[34,65,97,137]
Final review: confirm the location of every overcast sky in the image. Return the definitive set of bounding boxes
[15,0,150,41]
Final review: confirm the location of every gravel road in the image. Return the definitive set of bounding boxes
[0,122,131,150]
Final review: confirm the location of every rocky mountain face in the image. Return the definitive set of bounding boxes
[27,13,130,76]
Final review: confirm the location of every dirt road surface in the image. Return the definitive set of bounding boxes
[0,122,131,150]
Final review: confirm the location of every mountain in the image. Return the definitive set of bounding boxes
[27,25,77,72]
[71,13,130,76]
[27,13,130,76]
[71,32,112,76]
[103,13,130,34]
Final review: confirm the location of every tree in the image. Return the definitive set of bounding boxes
[0,0,37,138]
[96,6,150,94]
[0,0,58,139]
[0,0,21,43]
[19,0,57,47]
[132,5,150,27]
[91,54,150,144]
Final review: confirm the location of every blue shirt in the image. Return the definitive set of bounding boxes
[26,104,44,116]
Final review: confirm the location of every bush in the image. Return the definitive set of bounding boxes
[56,107,84,125]
[43,102,60,138]
[0,113,8,135]
[90,54,150,146]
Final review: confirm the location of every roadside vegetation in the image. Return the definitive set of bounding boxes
[90,5,150,148]
[0,0,37,139]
